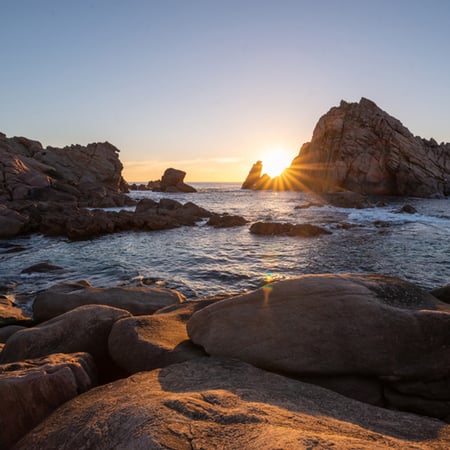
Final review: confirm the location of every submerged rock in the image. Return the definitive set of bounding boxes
[12,357,450,449]
[250,222,331,237]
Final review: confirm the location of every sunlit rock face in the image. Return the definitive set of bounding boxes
[244,98,450,197]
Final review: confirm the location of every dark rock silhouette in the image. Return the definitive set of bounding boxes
[160,168,197,193]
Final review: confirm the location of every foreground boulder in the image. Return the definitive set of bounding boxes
[188,274,450,419]
[188,274,450,378]
[243,98,450,197]
[13,357,450,449]
[0,305,130,380]
[0,352,96,449]
[108,299,216,374]
[33,280,185,322]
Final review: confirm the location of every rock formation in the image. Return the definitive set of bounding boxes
[159,168,197,192]
[0,133,130,206]
[188,274,450,420]
[243,98,450,197]
[12,357,450,449]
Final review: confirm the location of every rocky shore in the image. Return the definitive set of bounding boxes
[1,273,449,448]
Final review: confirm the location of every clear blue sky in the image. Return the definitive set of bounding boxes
[1,0,450,181]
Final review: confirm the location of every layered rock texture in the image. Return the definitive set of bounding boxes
[243,98,450,197]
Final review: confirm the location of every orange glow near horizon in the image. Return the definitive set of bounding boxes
[261,149,293,178]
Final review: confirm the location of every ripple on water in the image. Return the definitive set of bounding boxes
[1,186,449,306]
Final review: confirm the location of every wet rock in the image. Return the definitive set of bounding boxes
[0,352,96,449]
[399,204,417,214]
[21,262,64,274]
[33,280,185,323]
[207,214,248,228]
[294,201,324,209]
[250,222,331,237]
[188,274,450,381]
[12,357,450,450]
[108,299,216,374]
[134,198,158,214]
[0,305,130,380]
[322,191,373,209]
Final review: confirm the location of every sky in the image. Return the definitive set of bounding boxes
[1,0,450,182]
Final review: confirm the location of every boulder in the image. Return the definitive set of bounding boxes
[188,274,450,380]
[0,305,130,380]
[13,357,450,449]
[250,222,331,237]
[207,214,248,228]
[33,280,185,323]
[159,168,197,193]
[0,325,26,343]
[108,299,216,374]
[0,295,32,327]
[242,98,450,197]
[0,352,96,449]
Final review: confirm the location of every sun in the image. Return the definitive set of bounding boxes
[261,149,293,178]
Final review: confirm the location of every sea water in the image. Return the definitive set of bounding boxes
[1,182,449,312]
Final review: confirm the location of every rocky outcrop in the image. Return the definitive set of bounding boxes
[0,352,96,449]
[188,274,450,420]
[12,357,450,449]
[5,197,213,239]
[33,280,185,322]
[159,168,197,193]
[241,160,263,189]
[243,98,450,197]
[0,132,130,206]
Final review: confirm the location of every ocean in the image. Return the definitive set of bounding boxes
[1,182,449,313]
